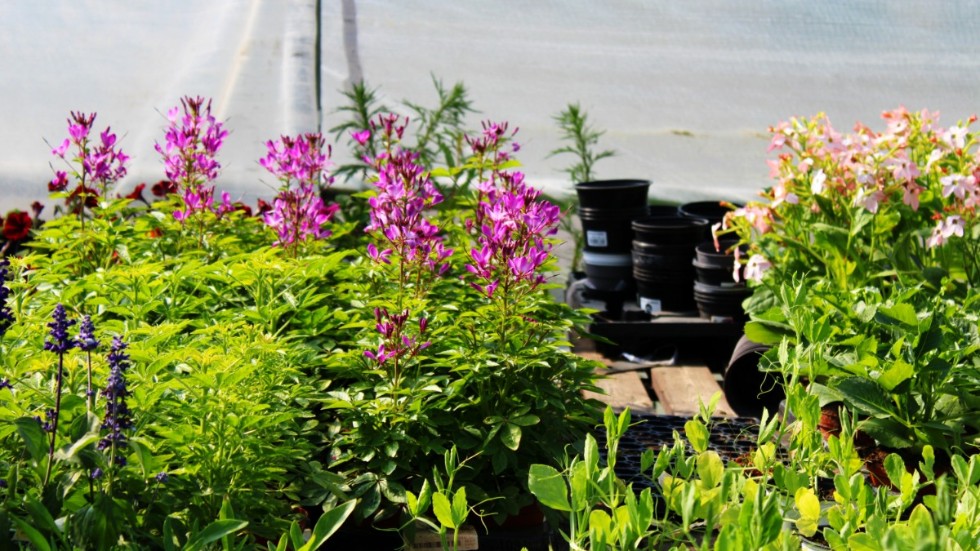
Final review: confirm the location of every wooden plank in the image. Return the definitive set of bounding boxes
[649,366,736,417]
[579,351,656,415]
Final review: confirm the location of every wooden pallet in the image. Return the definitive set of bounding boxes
[578,346,736,417]
[648,366,736,417]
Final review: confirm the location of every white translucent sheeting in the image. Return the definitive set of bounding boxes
[3,1,980,217]
[0,0,318,215]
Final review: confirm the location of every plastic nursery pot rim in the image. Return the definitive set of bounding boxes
[582,251,633,266]
[574,178,652,191]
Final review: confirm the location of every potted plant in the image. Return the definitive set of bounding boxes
[319,111,602,546]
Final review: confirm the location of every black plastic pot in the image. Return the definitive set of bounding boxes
[678,200,733,227]
[630,216,706,313]
[723,335,783,418]
[575,180,651,254]
[582,251,633,292]
[692,280,751,322]
[693,240,743,286]
[575,179,652,207]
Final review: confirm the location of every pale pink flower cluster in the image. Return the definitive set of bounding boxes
[723,107,980,285]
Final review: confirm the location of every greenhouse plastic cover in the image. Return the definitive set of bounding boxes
[3,0,980,215]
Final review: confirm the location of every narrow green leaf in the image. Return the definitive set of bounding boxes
[298,499,356,551]
[183,519,249,551]
[10,516,51,551]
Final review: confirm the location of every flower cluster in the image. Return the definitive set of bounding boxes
[98,336,133,466]
[44,303,76,355]
[721,108,980,288]
[364,116,452,280]
[363,307,430,367]
[155,96,228,221]
[49,111,129,215]
[465,124,560,298]
[260,133,339,249]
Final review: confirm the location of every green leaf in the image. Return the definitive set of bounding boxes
[432,492,455,529]
[794,487,820,538]
[684,419,709,453]
[858,418,915,449]
[53,433,99,462]
[831,377,897,418]
[183,519,249,551]
[743,321,790,346]
[510,414,540,427]
[10,516,51,551]
[163,517,178,551]
[450,487,468,527]
[298,499,356,551]
[500,423,521,451]
[876,303,918,328]
[696,451,724,489]
[884,453,907,489]
[527,464,571,512]
[876,359,914,392]
[15,417,47,462]
[24,498,59,536]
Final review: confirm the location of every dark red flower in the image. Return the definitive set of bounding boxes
[68,185,99,211]
[233,202,253,217]
[256,198,273,216]
[3,211,33,242]
[125,183,147,202]
[151,180,178,197]
[49,171,69,193]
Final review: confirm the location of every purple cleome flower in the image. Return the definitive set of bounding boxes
[49,112,129,213]
[464,125,560,298]
[155,96,228,222]
[363,117,453,277]
[260,133,339,248]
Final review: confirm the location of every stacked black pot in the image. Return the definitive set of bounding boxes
[630,215,707,313]
[691,240,752,322]
[575,180,651,294]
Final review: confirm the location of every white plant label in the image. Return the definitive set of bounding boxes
[586,230,608,247]
[640,297,662,314]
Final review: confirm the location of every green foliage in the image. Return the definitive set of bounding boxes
[549,103,616,186]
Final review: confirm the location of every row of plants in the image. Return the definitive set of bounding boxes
[0,82,605,548]
[530,108,980,549]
